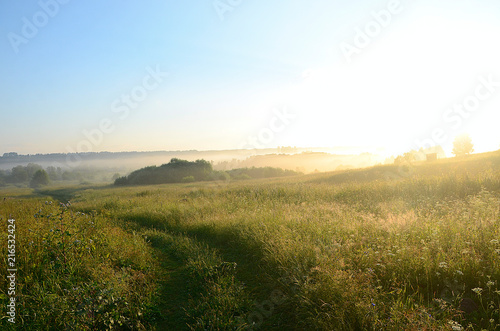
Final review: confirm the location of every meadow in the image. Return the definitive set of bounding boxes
[1,151,500,330]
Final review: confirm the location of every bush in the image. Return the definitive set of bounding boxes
[182,176,195,183]
[209,171,230,181]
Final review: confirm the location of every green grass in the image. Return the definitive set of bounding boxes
[1,151,500,330]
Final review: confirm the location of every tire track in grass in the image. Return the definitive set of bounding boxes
[34,188,194,329]
[121,213,294,330]
[145,233,192,330]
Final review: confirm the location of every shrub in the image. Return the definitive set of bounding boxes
[182,176,195,183]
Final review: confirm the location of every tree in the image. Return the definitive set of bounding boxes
[452,134,474,157]
[11,165,28,183]
[26,163,42,179]
[394,150,416,165]
[46,166,61,181]
[30,169,50,188]
[114,176,128,186]
[0,170,6,187]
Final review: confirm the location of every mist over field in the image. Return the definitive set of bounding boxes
[0,147,386,174]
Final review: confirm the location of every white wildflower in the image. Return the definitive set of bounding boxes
[448,320,463,331]
[472,287,483,295]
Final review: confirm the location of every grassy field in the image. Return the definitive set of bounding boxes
[1,151,500,330]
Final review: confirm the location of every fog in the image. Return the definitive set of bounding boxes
[0,148,387,185]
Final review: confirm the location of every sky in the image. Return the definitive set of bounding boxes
[1,0,499,157]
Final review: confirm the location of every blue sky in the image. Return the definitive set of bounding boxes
[1,0,500,156]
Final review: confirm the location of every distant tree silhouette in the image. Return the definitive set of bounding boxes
[114,176,128,186]
[115,159,214,185]
[114,159,299,186]
[452,134,474,157]
[46,166,61,181]
[394,150,416,165]
[0,169,6,186]
[30,169,50,188]
[11,165,28,183]
[26,163,43,179]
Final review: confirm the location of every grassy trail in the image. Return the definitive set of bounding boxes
[119,208,291,330]
[147,242,191,330]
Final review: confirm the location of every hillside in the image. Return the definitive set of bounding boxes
[1,150,499,330]
[114,158,300,186]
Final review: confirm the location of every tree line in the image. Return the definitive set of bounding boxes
[114,158,299,186]
[0,163,116,188]
[393,134,476,165]
[0,163,50,188]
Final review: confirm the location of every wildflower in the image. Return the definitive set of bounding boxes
[448,320,463,331]
[456,270,464,276]
[490,239,499,245]
[472,287,483,295]
[439,262,448,269]
[486,281,495,287]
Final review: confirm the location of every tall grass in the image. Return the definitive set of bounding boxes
[0,196,158,330]
[1,151,500,330]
